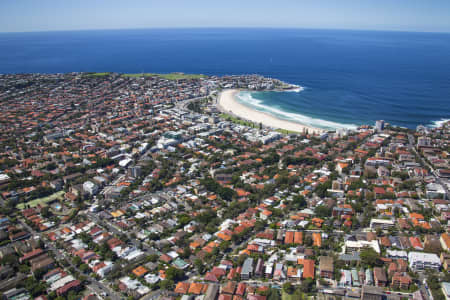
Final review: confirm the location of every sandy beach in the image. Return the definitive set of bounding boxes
[217,89,324,134]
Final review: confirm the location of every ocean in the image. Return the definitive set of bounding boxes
[1,28,449,129]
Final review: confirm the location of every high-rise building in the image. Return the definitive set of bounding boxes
[129,165,142,178]
[375,120,385,132]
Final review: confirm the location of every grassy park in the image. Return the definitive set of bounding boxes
[82,72,206,80]
[122,72,206,80]
[16,190,65,210]
[83,72,111,77]
[220,113,301,134]
[219,113,259,128]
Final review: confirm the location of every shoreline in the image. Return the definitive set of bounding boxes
[217,89,325,135]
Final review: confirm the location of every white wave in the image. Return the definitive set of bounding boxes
[429,118,450,128]
[284,84,305,93]
[236,91,358,130]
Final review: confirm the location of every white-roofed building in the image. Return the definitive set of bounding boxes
[119,158,133,168]
[344,240,381,254]
[408,252,441,270]
[386,250,408,260]
[441,282,450,300]
[50,275,76,291]
[83,180,98,195]
[370,218,395,229]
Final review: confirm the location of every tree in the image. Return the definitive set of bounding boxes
[219,186,235,201]
[263,152,280,165]
[195,209,218,225]
[200,177,236,200]
[79,263,90,273]
[293,195,307,209]
[427,272,446,300]
[219,241,231,252]
[360,248,382,267]
[22,276,47,297]
[159,279,174,290]
[177,214,191,226]
[19,264,30,274]
[236,254,248,266]
[165,267,184,281]
[299,277,316,293]
[194,259,205,274]
[254,220,266,232]
[181,246,192,259]
[304,235,313,247]
[1,254,19,267]
[72,256,82,267]
[40,206,51,218]
[267,288,281,300]
[315,206,331,218]
[99,242,110,255]
[282,282,294,294]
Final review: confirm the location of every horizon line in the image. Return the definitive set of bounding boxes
[1,26,450,35]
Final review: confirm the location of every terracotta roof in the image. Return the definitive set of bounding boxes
[56,280,81,296]
[204,272,219,282]
[218,294,233,300]
[312,232,322,247]
[294,232,303,245]
[287,267,298,277]
[174,282,190,294]
[189,282,206,295]
[236,283,246,296]
[227,268,237,280]
[221,281,237,294]
[442,233,450,249]
[285,231,294,244]
[211,266,226,278]
[300,259,315,279]
[132,266,148,277]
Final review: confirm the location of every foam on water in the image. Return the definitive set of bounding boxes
[236,91,358,130]
[429,118,450,128]
[284,85,305,93]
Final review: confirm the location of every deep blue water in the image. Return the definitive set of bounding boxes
[0,28,449,128]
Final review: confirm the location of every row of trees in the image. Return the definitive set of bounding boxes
[200,177,236,201]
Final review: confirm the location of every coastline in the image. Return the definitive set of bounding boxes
[217,89,325,135]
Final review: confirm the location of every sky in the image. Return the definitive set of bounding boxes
[1,0,450,33]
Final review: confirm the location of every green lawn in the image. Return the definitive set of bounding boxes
[122,72,206,80]
[282,291,305,300]
[219,113,259,128]
[16,190,65,210]
[220,113,300,134]
[51,207,75,216]
[83,72,111,77]
[275,128,301,135]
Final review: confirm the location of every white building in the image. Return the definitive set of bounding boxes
[83,181,98,195]
[417,136,431,148]
[344,240,381,254]
[119,158,133,168]
[370,218,395,229]
[375,120,385,132]
[50,275,76,291]
[0,173,10,185]
[426,183,447,199]
[91,261,114,278]
[119,276,150,296]
[441,282,450,300]
[386,250,408,260]
[408,252,441,270]
[144,273,160,285]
